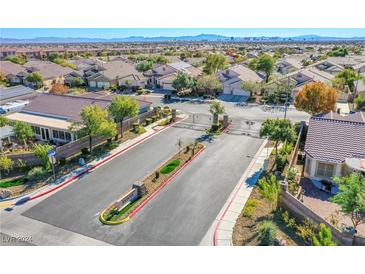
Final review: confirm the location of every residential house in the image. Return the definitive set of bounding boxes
[217,65,264,96]
[86,60,146,90]
[23,61,73,89]
[144,61,202,90]
[0,61,28,85]
[6,93,152,145]
[304,111,365,194]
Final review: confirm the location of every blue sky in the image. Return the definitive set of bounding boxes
[1,28,365,39]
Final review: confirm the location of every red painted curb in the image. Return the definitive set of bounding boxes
[24,118,186,203]
[212,139,267,246]
[129,146,206,219]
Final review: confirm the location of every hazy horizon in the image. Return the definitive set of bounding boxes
[1,28,365,39]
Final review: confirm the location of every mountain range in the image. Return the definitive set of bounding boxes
[1,34,365,44]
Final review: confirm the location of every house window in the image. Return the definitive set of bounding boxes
[32,126,41,135]
[53,130,59,139]
[65,132,72,142]
[316,162,335,178]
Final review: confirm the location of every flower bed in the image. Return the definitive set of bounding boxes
[100,142,205,225]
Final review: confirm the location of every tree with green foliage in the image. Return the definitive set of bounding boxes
[252,54,275,83]
[257,174,281,211]
[172,72,195,92]
[312,224,337,246]
[333,68,363,93]
[328,47,348,57]
[155,55,169,64]
[331,172,365,230]
[203,54,227,74]
[354,96,364,110]
[136,60,153,72]
[196,75,222,95]
[0,156,14,175]
[5,55,27,65]
[260,118,296,169]
[241,80,263,98]
[0,116,9,153]
[108,95,139,138]
[33,144,53,170]
[209,101,225,126]
[258,220,278,246]
[71,77,85,87]
[72,105,117,152]
[26,72,43,88]
[12,121,34,149]
[0,116,8,128]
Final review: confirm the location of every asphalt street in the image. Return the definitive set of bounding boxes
[22,124,204,243]
[22,120,263,245]
[142,94,310,123]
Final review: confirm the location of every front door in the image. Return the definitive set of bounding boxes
[41,128,50,141]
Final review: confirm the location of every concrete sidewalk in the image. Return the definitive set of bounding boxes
[200,140,273,246]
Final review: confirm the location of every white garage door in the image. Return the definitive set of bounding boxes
[89,81,96,87]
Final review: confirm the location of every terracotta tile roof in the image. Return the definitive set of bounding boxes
[304,111,365,163]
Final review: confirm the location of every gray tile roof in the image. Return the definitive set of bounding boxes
[304,111,365,163]
[0,85,36,102]
[21,93,151,122]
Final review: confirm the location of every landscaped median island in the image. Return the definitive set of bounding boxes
[99,142,205,225]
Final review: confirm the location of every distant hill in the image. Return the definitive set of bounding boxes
[1,34,365,44]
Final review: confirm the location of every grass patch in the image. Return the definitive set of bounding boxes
[109,199,139,221]
[0,178,25,188]
[160,159,181,174]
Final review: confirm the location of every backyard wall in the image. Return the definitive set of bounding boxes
[279,188,365,246]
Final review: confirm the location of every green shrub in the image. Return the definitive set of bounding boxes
[296,219,316,245]
[0,156,14,175]
[276,153,287,172]
[312,223,337,246]
[259,220,278,246]
[27,166,46,180]
[0,178,24,188]
[279,209,297,229]
[243,199,259,218]
[160,160,181,174]
[159,118,171,126]
[132,122,139,133]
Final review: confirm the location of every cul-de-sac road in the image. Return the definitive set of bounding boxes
[3,115,264,245]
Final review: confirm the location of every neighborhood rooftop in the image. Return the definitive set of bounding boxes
[304,111,365,164]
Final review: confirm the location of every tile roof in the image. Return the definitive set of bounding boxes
[24,61,73,80]
[0,85,36,102]
[0,61,27,76]
[304,111,365,163]
[20,93,151,122]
